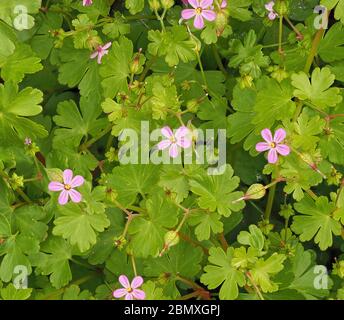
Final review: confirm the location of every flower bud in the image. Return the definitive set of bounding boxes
[149,0,161,11]
[9,173,24,190]
[161,0,174,9]
[274,0,289,16]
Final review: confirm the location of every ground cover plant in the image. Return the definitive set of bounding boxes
[0,0,343,300]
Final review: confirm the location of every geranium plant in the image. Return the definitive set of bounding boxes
[0,0,343,301]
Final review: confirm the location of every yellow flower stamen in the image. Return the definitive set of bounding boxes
[195,7,202,14]
[64,184,72,190]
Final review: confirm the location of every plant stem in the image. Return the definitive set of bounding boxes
[79,124,112,151]
[278,15,284,55]
[304,27,326,74]
[178,232,209,255]
[139,56,157,82]
[16,188,32,203]
[195,50,208,90]
[218,232,229,251]
[305,189,318,200]
[211,44,227,77]
[284,16,303,39]
[131,254,137,277]
[264,182,276,222]
[246,272,264,300]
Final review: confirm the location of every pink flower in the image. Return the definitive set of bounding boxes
[90,42,111,64]
[265,1,278,20]
[256,128,290,164]
[83,0,93,6]
[220,0,227,8]
[113,275,145,300]
[158,126,192,158]
[24,137,32,145]
[48,169,85,205]
[181,0,216,29]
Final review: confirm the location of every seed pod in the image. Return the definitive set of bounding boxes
[246,183,266,200]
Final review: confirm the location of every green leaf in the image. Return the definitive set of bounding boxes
[1,283,32,300]
[141,281,168,300]
[128,191,179,257]
[291,195,342,250]
[14,205,47,241]
[227,85,256,146]
[102,12,130,39]
[145,74,180,120]
[107,164,160,207]
[250,253,286,293]
[125,0,144,14]
[321,0,344,23]
[148,26,196,67]
[253,78,296,129]
[201,247,246,300]
[237,225,265,252]
[53,98,107,150]
[0,82,47,145]
[291,67,342,109]
[53,203,110,252]
[0,0,41,29]
[189,164,245,217]
[100,37,134,98]
[30,236,73,289]
[319,23,344,62]
[319,101,344,164]
[188,210,223,241]
[144,241,202,298]
[1,44,42,83]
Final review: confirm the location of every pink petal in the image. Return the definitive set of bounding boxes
[221,0,227,8]
[125,293,134,300]
[201,9,216,21]
[63,169,73,185]
[97,53,103,64]
[261,129,273,143]
[68,189,82,203]
[267,149,278,164]
[177,136,191,148]
[200,0,213,9]
[169,144,179,158]
[268,12,277,20]
[132,289,145,300]
[102,42,112,50]
[255,142,271,152]
[119,275,130,289]
[188,0,199,9]
[158,140,172,150]
[70,175,84,188]
[265,1,274,11]
[131,276,144,289]
[161,126,173,139]
[276,144,290,156]
[48,181,64,192]
[113,288,127,298]
[273,128,286,143]
[194,14,204,29]
[175,126,189,139]
[90,51,98,59]
[181,9,196,20]
[58,190,69,205]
